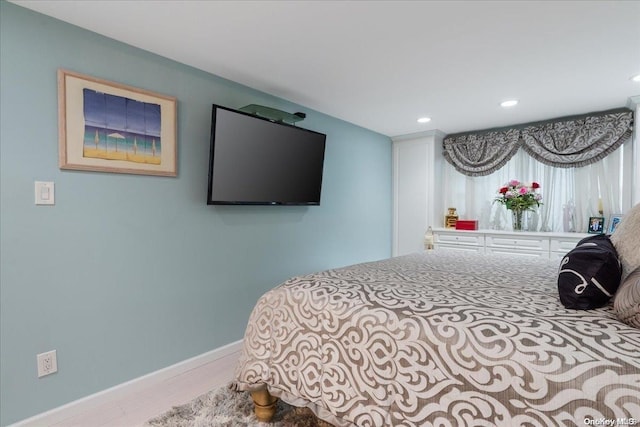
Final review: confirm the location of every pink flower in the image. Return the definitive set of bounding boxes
[494,178,543,211]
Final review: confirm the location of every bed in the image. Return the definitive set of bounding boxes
[232,249,640,426]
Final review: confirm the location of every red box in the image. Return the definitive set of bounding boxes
[455,220,478,230]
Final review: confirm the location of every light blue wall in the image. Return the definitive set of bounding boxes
[0,2,392,424]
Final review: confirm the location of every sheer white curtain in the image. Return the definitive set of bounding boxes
[442,144,627,232]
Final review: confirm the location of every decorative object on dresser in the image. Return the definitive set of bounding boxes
[444,207,458,228]
[608,213,623,235]
[587,216,605,234]
[493,179,542,231]
[454,220,478,230]
[562,201,577,232]
[424,226,434,250]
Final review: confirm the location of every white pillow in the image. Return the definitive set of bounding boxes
[610,202,640,282]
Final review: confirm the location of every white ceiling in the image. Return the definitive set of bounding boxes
[12,0,640,137]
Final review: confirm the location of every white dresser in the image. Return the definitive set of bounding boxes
[433,228,592,260]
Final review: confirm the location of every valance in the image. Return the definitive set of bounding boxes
[443,128,520,176]
[442,108,634,176]
[521,109,633,168]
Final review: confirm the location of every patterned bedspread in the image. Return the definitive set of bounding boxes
[233,250,640,427]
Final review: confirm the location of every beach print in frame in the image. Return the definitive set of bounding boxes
[58,69,177,176]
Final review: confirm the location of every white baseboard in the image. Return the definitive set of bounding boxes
[12,340,243,427]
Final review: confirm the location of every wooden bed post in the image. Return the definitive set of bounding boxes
[251,388,278,422]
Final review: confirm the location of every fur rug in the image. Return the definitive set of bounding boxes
[146,384,332,427]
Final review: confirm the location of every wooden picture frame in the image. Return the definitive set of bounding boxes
[608,214,623,235]
[587,216,605,234]
[58,69,177,176]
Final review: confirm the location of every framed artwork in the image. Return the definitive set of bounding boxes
[587,216,605,234]
[58,69,177,176]
[608,214,623,235]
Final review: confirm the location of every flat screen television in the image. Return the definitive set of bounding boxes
[207,105,326,205]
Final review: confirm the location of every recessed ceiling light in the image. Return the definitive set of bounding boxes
[500,100,518,108]
[631,74,640,82]
[417,117,431,123]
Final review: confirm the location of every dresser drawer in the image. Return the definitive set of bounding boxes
[486,235,549,251]
[435,232,484,247]
[436,243,485,253]
[550,238,582,253]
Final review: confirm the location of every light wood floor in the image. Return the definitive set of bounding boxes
[27,350,241,427]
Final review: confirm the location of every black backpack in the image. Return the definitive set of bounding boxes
[558,234,622,309]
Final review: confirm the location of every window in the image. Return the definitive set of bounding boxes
[442,140,630,233]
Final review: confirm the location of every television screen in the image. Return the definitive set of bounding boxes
[207,105,326,205]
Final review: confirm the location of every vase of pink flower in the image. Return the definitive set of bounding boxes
[494,180,543,231]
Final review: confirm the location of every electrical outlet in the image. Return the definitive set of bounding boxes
[37,350,58,378]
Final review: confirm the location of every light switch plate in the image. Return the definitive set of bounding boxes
[35,181,55,205]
